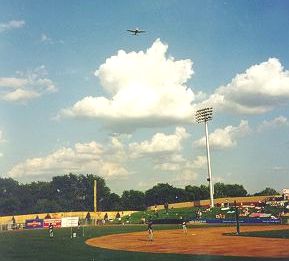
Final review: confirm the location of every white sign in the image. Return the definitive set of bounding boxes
[61,217,79,228]
[282,188,289,195]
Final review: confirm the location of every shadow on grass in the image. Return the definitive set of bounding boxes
[224,229,289,240]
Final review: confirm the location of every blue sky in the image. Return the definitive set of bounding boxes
[1,0,289,194]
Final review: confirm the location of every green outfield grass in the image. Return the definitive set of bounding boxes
[240,229,289,239]
[0,225,286,261]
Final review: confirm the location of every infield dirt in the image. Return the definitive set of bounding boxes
[86,225,289,258]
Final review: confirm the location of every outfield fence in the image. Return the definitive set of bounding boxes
[0,210,136,231]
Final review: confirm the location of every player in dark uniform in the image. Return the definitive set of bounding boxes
[48,223,54,238]
[147,221,153,241]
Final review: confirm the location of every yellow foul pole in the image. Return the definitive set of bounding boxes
[94,180,97,213]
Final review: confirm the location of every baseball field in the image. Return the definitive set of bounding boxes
[1,224,289,261]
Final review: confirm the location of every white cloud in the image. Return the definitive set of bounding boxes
[112,126,201,180]
[0,78,28,89]
[0,66,57,103]
[126,127,205,176]
[271,166,288,173]
[199,58,289,114]
[154,154,207,172]
[212,176,225,183]
[171,170,198,187]
[40,33,64,45]
[60,39,196,129]
[7,141,129,179]
[129,127,189,158]
[194,120,251,149]
[154,154,186,171]
[40,33,53,44]
[3,89,40,102]
[191,155,207,169]
[0,20,25,33]
[0,130,5,143]
[257,116,289,132]
[107,134,130,162]
[0,130,6,158]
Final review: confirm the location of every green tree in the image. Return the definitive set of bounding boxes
[185,185,203,200]
[50,173,111,212]
[214,182,226,198]
[34,199,62,213]
[214,182,247,198]
[121,190,146,210]
[145,183,184,205]
[19,181,51,214]
[174,187,188,202]
[103,193,122,211]
[254,187,279,196]
[0,178,21,215]
[199,185,210,199]
[0,197,21,215]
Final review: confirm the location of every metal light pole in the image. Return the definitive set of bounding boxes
[196,107,214,208]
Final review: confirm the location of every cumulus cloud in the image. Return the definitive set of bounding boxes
[271,166,288,173]
[0,130,5,158]
[154,154,207,172]
[7,127,203,184]
[129,127,189,158]
[0,78,28,89]
[0,130,5,143]
[194,120,251,149]
[199,58,289,114]
[191,155,207,169]
[106,134,130,162]
[151,154,202,187]
[40,33,64,45]
[257,116,289,132]
[40,33,53,44]
[0,65,57,103]
[0,20,25,33]
[3,89,40,102]
[171,170,198,187]
[154,154,187,171]
[60,39,196,129]
[126,126,205,177]
[7,141,129,179]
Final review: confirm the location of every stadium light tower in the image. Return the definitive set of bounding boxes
[196,107,214,208]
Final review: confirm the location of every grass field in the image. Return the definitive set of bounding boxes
[0,225,287,261]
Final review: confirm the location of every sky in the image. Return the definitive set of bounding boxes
[1,0,289,195]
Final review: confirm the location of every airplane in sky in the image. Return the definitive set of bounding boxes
[127,27,146,35]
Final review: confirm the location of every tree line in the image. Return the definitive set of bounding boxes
[0,173,279,216]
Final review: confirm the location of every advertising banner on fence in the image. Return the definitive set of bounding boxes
[43,218,62,228]
[205,218,281,224]
[25,219,44,229]
[61,217,79,228]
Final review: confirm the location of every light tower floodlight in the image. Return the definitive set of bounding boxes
[195,107,214,208]
[195,107,213,123]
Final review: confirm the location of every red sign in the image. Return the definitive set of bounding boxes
[43,219,61,228]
